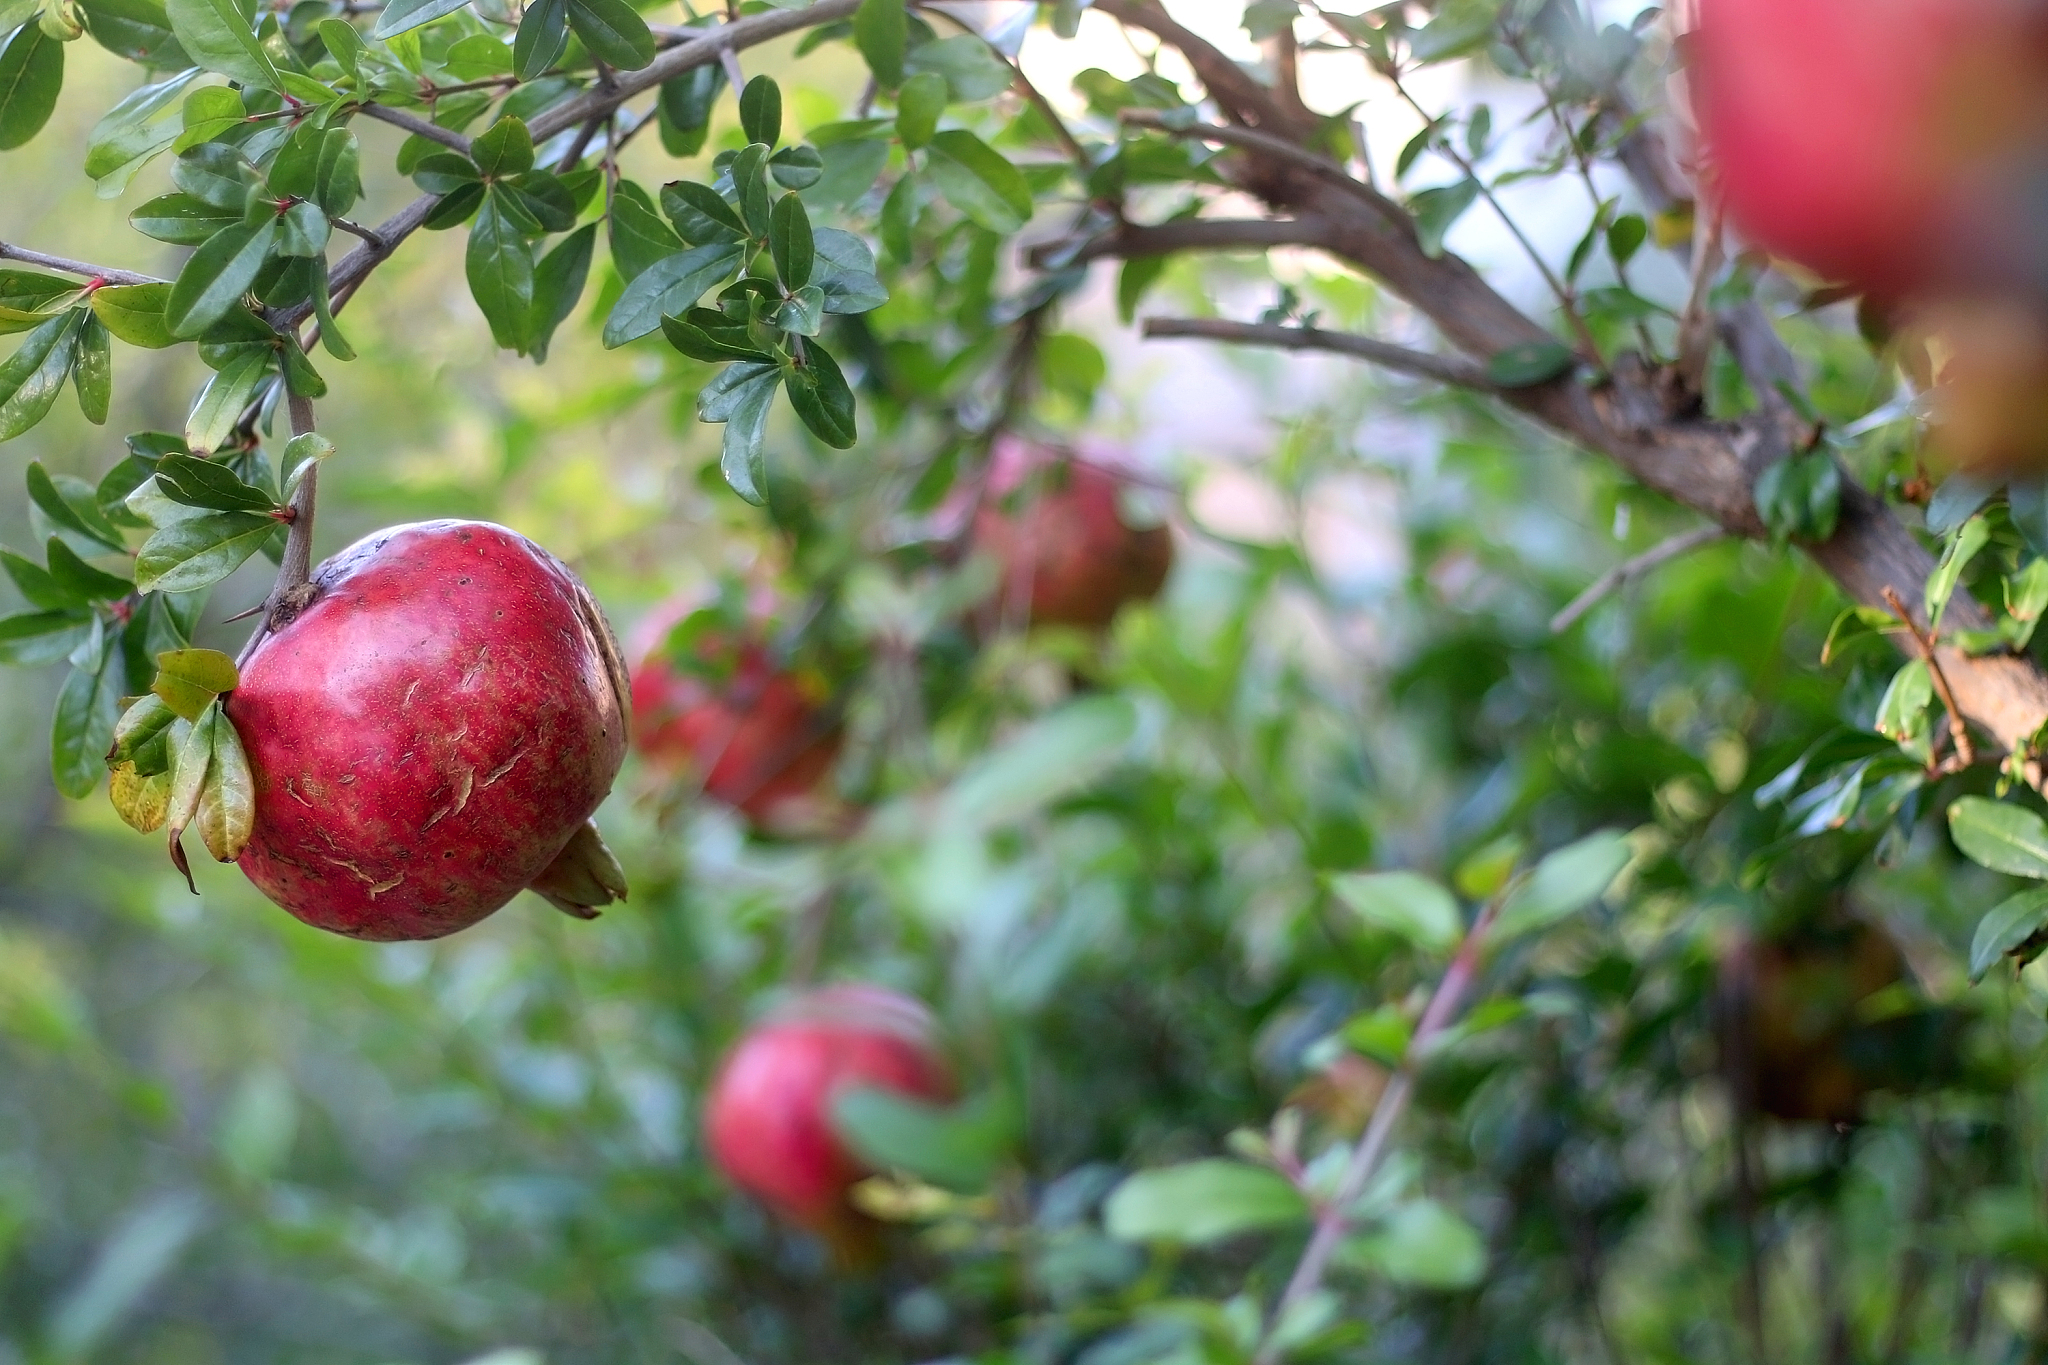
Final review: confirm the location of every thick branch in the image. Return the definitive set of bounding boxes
[1142,316,1492,389]
[1088,0,2048,780]
[0,243,163,287]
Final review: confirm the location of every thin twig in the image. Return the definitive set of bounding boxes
[329,217,385,249]
[1142,316,1493,390]
[1121,109,1394,218]
[0,243,162,287]
[556,116,605,173]
[1387,76,1604,366]
[358,102,473,153]
[1550,525,1726,633]
[1253,890,1507,1364]
[1883,585,1979,771]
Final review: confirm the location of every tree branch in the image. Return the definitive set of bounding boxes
[1142,316,1493,390]
[358,102,473,153]
[1550,525,1727,633]
[526,0,861,143]
[1082,0,2048,790]
[1254,889,1506,1364]
[0,243,163,287]
[1119,109,1398,217]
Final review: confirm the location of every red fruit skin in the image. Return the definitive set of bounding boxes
[628,601,841,827]
[704,986,954,1229]
[229,521,628,941]
[970,438,1173,630]
[1691,0,2048,295]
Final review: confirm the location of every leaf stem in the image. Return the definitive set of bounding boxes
[1252,891,1504,1364]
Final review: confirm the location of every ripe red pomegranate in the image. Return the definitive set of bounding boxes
[228,520,630,941]
[628,595,842,831]
[969,436,1173,630]
[705,985,954,1237]
[1690,0,2048,295]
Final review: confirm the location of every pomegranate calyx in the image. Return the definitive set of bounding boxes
[527,818,629,919]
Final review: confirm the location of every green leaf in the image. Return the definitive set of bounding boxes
[853,0,905,87]
[130,192,239,246]
[768,191,813,290]
[371,0,469,38]
[0,23,63,151]
[767,143,823,191]
[1949,796,2048,880]
[1117,254,1167,325]
[71,314,111,426]
[525,222,595,362]
[52,645,124,799]
[1104,1161,1308,1245]
[1754,450,1840,543]
[608,180,685,281]
[1971,886,2048,981]
[732,142,772,236]
[196,704,253,861]
[904,33,1012,102]
[829,1088,1010,1193]
[512,0,568,80]
[182,346,271,452]
[2,547,77,609]
[79,0,191,67]
[1493,830,1630,943]
[1874,659,1933,747]
[658,311,772,362]
[658,56,723,139]
[467,192,535,351]
[166,220,278,340]
[271,124,360,218]
[134,510,276,592]
[27,459,124,550]
[275,201,329,258]
[1329,870,1461,954]
[1485,339,1574,388]
[661,180,746,245]
[84,69,195,193]
[150,646,238,720]
[154,453,278,512]
[924,129,1031,234]
[770,283,824,337]
[109,693,180,774]
[0,269,80,334]
[738,73,780,148]
[411,150,482,196]
[165,0,282,89]
[1338,1200,1487,1289]
[601,242,742,347]
[783,339,854,445]
[1410,178,1480,257]
[171,142,261,211]
[895,69,945,149]
[812,227,887,313]
[807,137,888,210]
[1928,513,1991,629]
[165,698,216,887]
[43,539,131,603]
[471,114,534,178]
[0,608,91,666]
[565,0,653,69]
[316,16,364,73]
[699,360,778,505]
[0,311,82,443]
[947,695,1137,828]
[91,283,177,349]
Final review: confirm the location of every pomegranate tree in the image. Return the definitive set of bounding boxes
[1690,0,2048,296]
[704,985,954,1237]
[970,436,1174,631]
[628,595,842,831]
[227,520,630,941]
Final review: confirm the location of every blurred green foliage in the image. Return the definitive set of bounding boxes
[5,2,2048,1364]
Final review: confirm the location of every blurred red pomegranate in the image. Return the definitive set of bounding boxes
[969,436,1172,630]
[1690,0,2048,296]
[628,594,842,831]
[705,985,954,1244]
